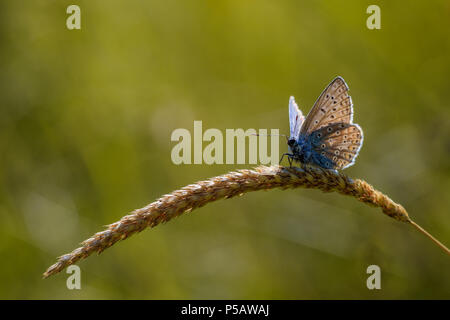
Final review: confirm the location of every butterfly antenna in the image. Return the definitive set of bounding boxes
[251,133,288,138]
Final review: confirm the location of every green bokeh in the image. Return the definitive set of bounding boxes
[1,1,449,299]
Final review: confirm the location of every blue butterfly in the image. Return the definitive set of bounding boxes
[281,76,363,170]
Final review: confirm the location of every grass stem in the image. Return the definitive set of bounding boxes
[43,165,449,278]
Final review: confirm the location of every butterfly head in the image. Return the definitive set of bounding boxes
[287,138,296,148]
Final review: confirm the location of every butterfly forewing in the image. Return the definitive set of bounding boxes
[289,96,304,140]
[300,77,353,134]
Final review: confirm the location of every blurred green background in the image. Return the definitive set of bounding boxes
[1,1,449,299]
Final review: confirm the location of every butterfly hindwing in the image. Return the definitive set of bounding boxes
[310,123,363,169]
[300,77,353,134]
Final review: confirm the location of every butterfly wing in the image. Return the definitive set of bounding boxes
[300,77,353,135]
[309,123,364,169]
[289,96,304,140]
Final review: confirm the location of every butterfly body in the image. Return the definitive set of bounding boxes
[286,77,363,170]
[288,135,312,164]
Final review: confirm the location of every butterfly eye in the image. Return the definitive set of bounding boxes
[332,107,337,111]
[335,131,340,135]
[331,96,335,100]
[288,139,296,146]
[321,151,325,156]
[317,133,322,138]
[321,144,326,149]
[326,94,329,98]
[330,115,335,119]
[327,127,332,132]
[333,156,337,161]
[314,120,319,124]
[334,150,340,155]
[344,135,348,139]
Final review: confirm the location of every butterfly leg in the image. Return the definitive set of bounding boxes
[280,153,294,167]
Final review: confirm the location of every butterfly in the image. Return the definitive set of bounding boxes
[281,76,363,170]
